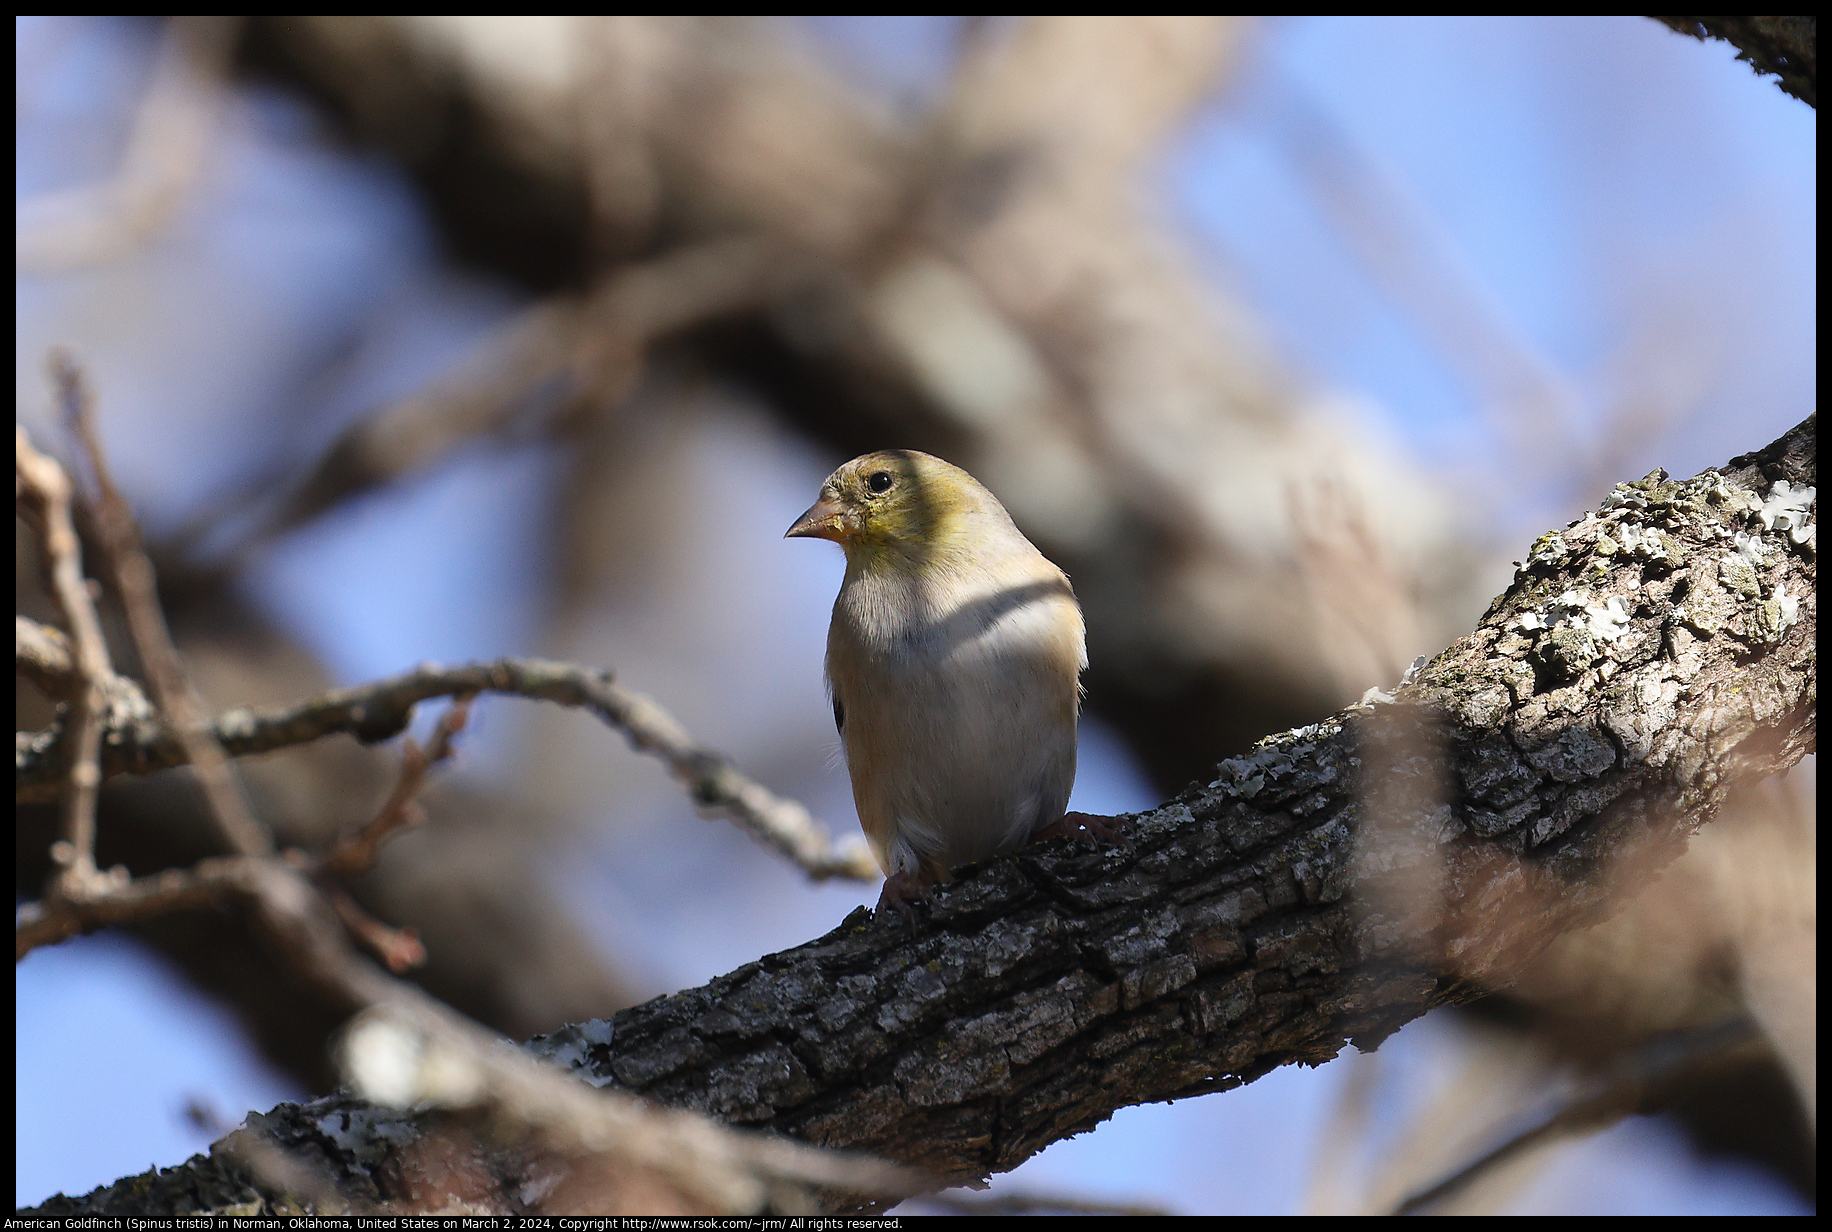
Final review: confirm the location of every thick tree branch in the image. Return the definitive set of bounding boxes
[31,418,1812,1215]
[1654,16,1815,107]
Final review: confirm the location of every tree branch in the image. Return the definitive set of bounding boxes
[1654,17,1815,108]
[16,427,115,897]
[30,417,1812,1215]
[18,656,877,883]
[56,351,274,860]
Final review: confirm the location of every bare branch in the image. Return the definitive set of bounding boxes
[17,854,263,959]
[55,351,273,859]
[320,695,474,878]
[15,426,113,896]
[20,657,878,883]
[318,882,426,975]
[309,698,477,972]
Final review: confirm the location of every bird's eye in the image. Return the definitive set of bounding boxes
[866,471,894,495]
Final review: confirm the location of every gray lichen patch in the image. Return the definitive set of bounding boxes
[1750,586,1801,643]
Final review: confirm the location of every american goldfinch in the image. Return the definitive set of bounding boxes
[786,449,1099,911]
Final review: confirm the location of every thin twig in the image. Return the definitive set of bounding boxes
[20,657,880,882]
[321,695,475,877]
[310,699,475,971]
[16,854,261,958]
[318,882,426,974]
[54,351,273,859]
[15,426,113,897]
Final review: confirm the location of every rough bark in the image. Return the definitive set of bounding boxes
[1655,16,1815,107]
[27,418,1813,1216]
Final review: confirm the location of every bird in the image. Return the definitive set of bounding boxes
[786,449,1114,913]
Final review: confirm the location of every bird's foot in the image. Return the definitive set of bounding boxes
[875,871,927,922]
[1032,811,1132,852]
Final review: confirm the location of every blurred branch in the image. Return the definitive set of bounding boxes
[320,695,472,877]
[226,234,789,555]
[312,698,478,973]
[1288,474,1426,693]
[18,851,927,1215]
[1393,1017,1764,1215]
[37,417,1813,1211]
[15,613,76,693]
[1503,761,1817,1127]
[55,351,273,859]
[333,1004,932,1215]
[1654,17,1815,107]
[1266,73,1581,489]
[15,426,114,897]
[16,15,241,273]
[1306,756,1817,1213]
[19,657,878,883]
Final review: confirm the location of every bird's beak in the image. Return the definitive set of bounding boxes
[785,496,852,542]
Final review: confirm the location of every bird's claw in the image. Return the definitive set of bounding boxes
[875,872,924,923]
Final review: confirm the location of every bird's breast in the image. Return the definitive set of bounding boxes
[826,565,1083,876]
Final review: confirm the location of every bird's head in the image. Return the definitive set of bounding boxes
[785,449,997,568]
